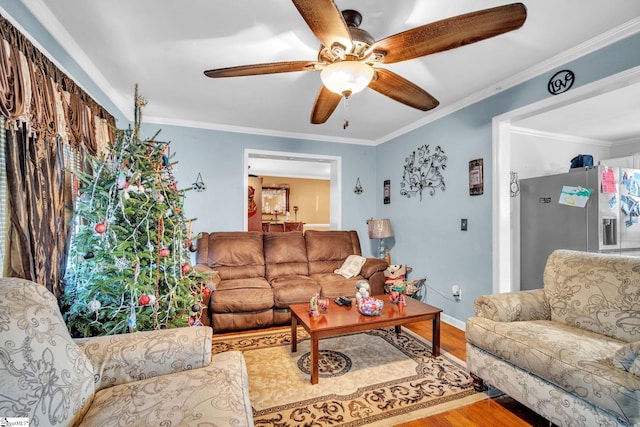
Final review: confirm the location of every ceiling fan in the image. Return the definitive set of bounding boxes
[204,1,527,126]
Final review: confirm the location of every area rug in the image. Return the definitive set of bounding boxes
[212,327,487,426]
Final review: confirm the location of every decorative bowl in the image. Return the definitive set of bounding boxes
[358,297,384,316]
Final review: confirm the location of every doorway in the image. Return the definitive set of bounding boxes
[243,149,342,231]
[492,65,640,295]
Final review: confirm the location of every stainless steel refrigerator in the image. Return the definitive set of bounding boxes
[520,166,640,290]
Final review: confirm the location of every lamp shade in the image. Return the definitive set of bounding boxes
[320,61,374,97]
[368,218,394,239]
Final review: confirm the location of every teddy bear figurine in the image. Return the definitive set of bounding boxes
[354,280,370,306]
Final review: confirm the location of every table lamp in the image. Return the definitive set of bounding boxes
[368,218,394,260]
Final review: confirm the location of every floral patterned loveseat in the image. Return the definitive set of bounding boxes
[466,250,640,427]
[0,277,254,426]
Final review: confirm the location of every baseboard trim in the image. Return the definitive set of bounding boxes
[442,313,466,331]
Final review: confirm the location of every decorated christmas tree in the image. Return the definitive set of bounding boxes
[63,86,209,337]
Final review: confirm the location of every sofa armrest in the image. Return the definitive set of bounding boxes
[473,289,550,322]
[75,326,213,391]
[360,257,387,279]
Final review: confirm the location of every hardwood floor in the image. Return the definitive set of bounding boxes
[399,320,552,427]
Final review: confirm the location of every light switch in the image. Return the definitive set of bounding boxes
[461,218,468,231]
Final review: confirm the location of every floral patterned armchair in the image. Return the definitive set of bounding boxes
[466,250,640,427]
[0,277,253,426]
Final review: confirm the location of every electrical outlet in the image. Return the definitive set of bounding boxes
[461,218,468,231]
[452,285,461,301]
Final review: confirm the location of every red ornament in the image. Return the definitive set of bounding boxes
[181,263,191,274]
[94,222,106,234]
[202,287,211,297]
[159,247,170,257]
[138,294,151,306]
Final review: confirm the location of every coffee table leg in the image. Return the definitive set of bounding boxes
[310,334,319,385]
[432,313,441,357]
[291,315,298,353]
[394,325,402,336]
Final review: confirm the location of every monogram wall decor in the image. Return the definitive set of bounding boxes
[548,69,575,95]
[400,144,447,201]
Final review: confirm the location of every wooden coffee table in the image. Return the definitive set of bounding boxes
[290,295,442,384]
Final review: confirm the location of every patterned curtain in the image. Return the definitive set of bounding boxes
[0,13,115,298]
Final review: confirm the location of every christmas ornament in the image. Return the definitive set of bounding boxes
[191,303,201,313]
[87,300,101,313]
[138,294,151,306]
[181,263,191,274]
[127,305,137,332]
[116,171,127,189]
[84,251,95,260]
[202,286,211,297]
[159,247,170,257]
[94,222,106,234]
[115,257,129,270]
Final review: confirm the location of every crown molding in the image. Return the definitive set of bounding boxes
[509,125,615,147]
[8,3,640,146]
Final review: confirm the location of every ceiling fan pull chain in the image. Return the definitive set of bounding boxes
[343,96,349,129]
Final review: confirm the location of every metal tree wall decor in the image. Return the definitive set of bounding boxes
[400,144,447,201]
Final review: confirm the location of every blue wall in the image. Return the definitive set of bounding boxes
[377,33,640,322]
[3,0,639,325]
[142,123,379,256]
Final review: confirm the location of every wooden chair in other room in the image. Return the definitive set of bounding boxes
[284,222,304,232]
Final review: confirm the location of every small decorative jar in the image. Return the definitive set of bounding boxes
[358,297,384,316]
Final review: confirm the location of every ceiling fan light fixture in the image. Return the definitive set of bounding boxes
[320,61,374,97]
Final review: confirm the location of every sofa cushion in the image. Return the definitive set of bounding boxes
[613,342,640,377]
[310,272,364,298]
[78,351,253,427]
[466,316,640,419]
[305,230,362,275]
[0,278,95,426]
[212,278,273,316]
[543,250,640,343]
[264,231,309,279]
[271,275,321,308]
[205,231,265,279]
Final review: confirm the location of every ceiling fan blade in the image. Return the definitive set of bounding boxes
[369,3,527,64]
[369,68,439,111]
[292,0,352,51]
[204,61,320,78]
[310,85,342,124]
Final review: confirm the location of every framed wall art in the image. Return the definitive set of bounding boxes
[469,159,484,196]
[383,180,391,204]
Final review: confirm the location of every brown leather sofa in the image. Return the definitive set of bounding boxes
[195,230,387,332]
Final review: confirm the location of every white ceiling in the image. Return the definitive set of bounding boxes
[514,81,640,144]
[11,0,640,145]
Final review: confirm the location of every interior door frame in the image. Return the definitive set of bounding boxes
[492,65,640,295]
[243,149,342,231]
